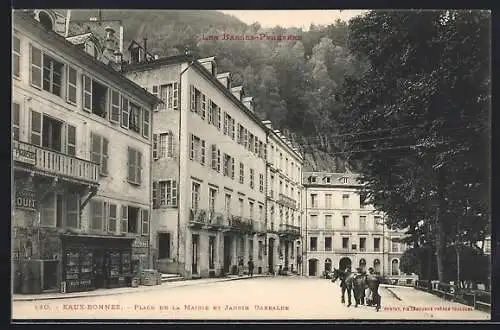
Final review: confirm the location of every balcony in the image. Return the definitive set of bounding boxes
[188,208,208,228]
[228,216,253,233]
[13,140,99,184]
[252,220,266,235]
[277,223,300,239]
[278,193,297,209]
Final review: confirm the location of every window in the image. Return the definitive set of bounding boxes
[82,76,108,118]
[154,132,174,159]
[12,103,20,140]
[30,110,42,146]
[392,240,399,253]
[249,239,254,259]
[342,237,349,250]
[342,194,349,208]
[129,102,141,133]
[40,115,65,153]
[343,177,348,184]
[392,259,399,276]
[158,233,171,259]
[324,215,332,229]
[90,200,105,231]
[42,53,63,96]
[142,109,150,139]
[120,205,128,233]
[127,206,140,234]
[120,96,129,128]
[239,163,244,184]
[325,237,332,251]
[66,66,77,105]
[249,133,254,152]
[141,209,149,236]
[91,133,109,175]
[359,216,367,230]
[66,193,79,229]
[249,202,254,220]
[40,193,55,226]
[360,237,366,251]
[30,45,43,88]
[189,134,205,165]
[108,203,117,233]
[224,193,231,214]
[155,83,179,110]
[223,154,234,179]
[191,181,201,211]
[209,188,217,214]
[311,194,317,208]
[211,144,221,172]
[209,236,215,269]
[127,147,142,185]
[249,169,254,189]
[310,215,318,229]
[238,198,244,217]
[374,237,381,252]
[210,100,221,129]
[258,241,263,260]
[153,180,178,208]
[259,174,264,193]
[310,237,317,251]
[342,215,349,227]
[325,194,332,208]
[190,86,204,118]
[13,36,20,78]
[259,205,264,221]
[237,124,244,144]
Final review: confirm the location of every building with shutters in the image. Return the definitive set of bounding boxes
[302,171,417,282]
[12,10,159,294]
[262,121,304,275]
[123,53,270,279]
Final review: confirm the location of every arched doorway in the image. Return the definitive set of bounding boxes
[38,11,53,30]
[373,259,381,274]
[308,258,318,276]
[391,259,399,276]
[359,258,367,271]
[339,257,352,271]
[324,258,332,272]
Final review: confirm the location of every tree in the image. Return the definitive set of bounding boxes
[338,10,490,282]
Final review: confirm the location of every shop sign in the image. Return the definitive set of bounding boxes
[15,189,37,210]
[132,238,149,249]
[13,140,37,165]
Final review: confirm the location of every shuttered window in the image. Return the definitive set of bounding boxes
[121,96,129,128]
[120,205,128,233]
[127,147,142,185]
[82,74,92,112]
[108,203,118,233]
[30,109,42,146]
[90,133,109,175]
[141,209,149,236]
[110,90,120,123]
[66,125,76,156]
[67,66,77,105]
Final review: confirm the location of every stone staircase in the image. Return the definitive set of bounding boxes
[160,273,184,283]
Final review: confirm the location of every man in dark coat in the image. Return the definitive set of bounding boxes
[248,257,254,277]
[366,267,381,311]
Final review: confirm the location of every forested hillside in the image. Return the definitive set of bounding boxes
[71,10,366,171]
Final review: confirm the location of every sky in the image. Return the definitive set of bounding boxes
[218,10,368,30]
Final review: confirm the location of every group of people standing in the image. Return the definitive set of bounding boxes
[237,257,254,277]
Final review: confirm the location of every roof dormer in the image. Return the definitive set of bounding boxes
[242,96,254,112]
[231,86,244,101]
[216,72,232,89]
[198,56,217,76]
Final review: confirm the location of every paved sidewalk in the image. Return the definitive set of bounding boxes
[13,274,270,302]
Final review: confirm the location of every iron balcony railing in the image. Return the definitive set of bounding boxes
[252,220,266,233]
[13,140,99,183]
[278,223,300,236]
[278,193,297,209]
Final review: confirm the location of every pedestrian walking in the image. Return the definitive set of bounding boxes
[247,258,254,277]
[238,257,244,276]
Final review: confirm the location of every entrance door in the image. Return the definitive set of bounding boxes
[93,250,106,288]
[223,235,232,273]
[309,259,318,276]
[284,241,289,269]
[192,234,199,275]
[158,233,171,259]
[268,238,275,273]
[42,260,58,290]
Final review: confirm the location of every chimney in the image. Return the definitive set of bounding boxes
[231,86,243,101]
[143,38,148,61]
[242,96,254,112]
[216,72,231,89]
[198,56,216,75]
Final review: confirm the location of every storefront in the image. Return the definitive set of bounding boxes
[132,236,150,276]
[61,235,135,293]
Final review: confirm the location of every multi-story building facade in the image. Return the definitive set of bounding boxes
[12,10,158,294]
[123,54,269,279]
[263,122,303,274]
[302,171,414,281]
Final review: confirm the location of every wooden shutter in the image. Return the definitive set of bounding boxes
[189,134,194,160]
[167,131,174,157]
[102,137,109,174]
[172,180,178,207]
[153,181,159,208]
[207,98,212,124]
[67,66,77,105]
[190,85,196,112]
[120,205,128,233]
[142,109,150,139]
[173,82,179,110]
[231,157,235,180]
[121,97,129,129]
[137,151,142,184]
[30,109,42,146]
[141,209,149,236]
[110,90,120,123]
[217,149,221,172]
[66,124,76,156]
[217,107,221,130]
[127,147,135,182]
[153,134,158,160]
[200,94,206,119]
[201,140,206,165]
[152,85,159,110]
[30,44,42,89]
[82,75,92,112]
[108,203,117,233]
[211,144,217,170]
